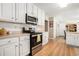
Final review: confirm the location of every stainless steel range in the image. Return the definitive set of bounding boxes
[30,32,42,56]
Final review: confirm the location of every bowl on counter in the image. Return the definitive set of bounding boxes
[0,28,9,36]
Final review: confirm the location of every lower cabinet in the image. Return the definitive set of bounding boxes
[66,33,79,46]
[0,35,30,56]
[0,46,4,56]
[0,37,19,56]
[42,32,48,45]
[3,43,19,56]
[19,36,30,56]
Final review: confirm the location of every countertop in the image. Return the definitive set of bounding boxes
[0,33,30,39]
[66,31,79,34]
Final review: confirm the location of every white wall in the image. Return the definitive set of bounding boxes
[54,8,79,36]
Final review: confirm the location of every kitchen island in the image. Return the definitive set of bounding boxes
[66,31,79,46]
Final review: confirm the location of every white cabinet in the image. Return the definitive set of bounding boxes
[27,3,38,17]
[0,36,30,56]
[27,3,33,16]
[37,8,45,25]
[1,3,15,22]
[41,11,45,25]
[32,4,38,17]
[66,34,74,45]
[15,3,26,23]
[37,8,42,25]
[3,43,19,56]
[0,37,19,56]
[42,32,48,45]
[0,4,1,17]
[77,23,79,32]
[0,46,4,56]
[19,35,30,56]
[66,33,79,46]
[0,3,27,23]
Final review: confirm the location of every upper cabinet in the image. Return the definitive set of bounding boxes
[37,8,42,25]
[32,4,38,18]
[1,3,15,22]
[41,11,45,25]
[37,8,45,25]
[15,3,27,23]
[27,3,33,16]
[0,3,46,24]
[0,4,1,17]
[0,3,27,23]
[27,3,38,18]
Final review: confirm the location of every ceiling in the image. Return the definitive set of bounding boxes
[34,3,79,17]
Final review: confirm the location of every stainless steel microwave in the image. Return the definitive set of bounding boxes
[25,14,38,25]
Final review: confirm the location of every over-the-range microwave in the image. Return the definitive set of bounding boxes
[25,13,38,25]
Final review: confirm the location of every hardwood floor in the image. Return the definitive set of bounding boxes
[34,37,79,56]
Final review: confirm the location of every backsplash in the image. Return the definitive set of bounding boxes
[0,22,37,33]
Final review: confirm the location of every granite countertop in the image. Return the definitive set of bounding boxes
[0,33,30,39]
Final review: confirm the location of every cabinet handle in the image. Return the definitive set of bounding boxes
[20,44,22,46]
[15,45,18,47]
[8,40,11,43]
[15,18,17,20]
[11,17,14,19]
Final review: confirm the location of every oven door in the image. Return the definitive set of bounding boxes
[30,33,42,55]
[31,34,42,47]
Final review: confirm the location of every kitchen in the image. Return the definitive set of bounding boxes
[0,3,50,56]
[1,3,79,56]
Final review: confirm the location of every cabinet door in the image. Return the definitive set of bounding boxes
[77,23,79,32]
[66,34,72,44]
[0,3,1,17]
[4,43,19,56]
[20,36,30,56]
[0,46,4,56]
[32,5,38,17]
[2,3,15,22]
[15,3,26,23]
[41,11,45,25]
[73,34,79,46]
[27,3,33,16]
[38,8,42,25]
[42,32,48,45]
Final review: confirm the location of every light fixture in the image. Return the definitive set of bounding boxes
[58,3,69,8]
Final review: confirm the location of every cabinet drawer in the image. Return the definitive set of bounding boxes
[20,36,30,41]
[0,37,19,46]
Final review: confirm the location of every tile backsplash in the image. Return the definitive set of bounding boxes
[0,22,37,33]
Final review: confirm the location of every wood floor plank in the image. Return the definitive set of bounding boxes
[58,43,65,56]
[69,47,76,56]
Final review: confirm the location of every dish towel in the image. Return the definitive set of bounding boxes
[37,34,41,42]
